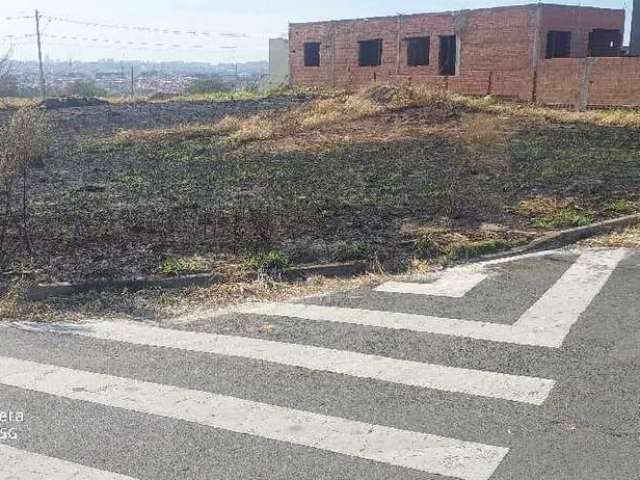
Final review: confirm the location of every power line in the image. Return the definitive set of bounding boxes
[2,15,34,21]
[39,13,267,39]
[1,34,36,39]
[39,34,239,52]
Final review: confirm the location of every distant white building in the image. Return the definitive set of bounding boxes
[263,38,289,89]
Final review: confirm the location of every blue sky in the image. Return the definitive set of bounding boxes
[1,0,633,63]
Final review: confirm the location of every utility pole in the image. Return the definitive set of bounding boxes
[631,0,640,56]
[35,9,46,98]
[130,66,135,98]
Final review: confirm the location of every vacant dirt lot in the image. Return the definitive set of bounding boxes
[1,86,639,288]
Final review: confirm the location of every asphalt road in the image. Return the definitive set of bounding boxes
[0,247,639,480]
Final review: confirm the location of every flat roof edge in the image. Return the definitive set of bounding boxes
[289,3,625,27]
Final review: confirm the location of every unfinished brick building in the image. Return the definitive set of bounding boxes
[289,4,640,107]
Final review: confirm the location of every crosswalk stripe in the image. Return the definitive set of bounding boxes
[375,268,488,297]
[233,301,541,345]
[0,356,508,480]
[0,443,138,480]
[511,248,628,346]
[21,321,555,404]
[234,249,628,348]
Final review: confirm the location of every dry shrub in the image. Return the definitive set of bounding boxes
[1,107,51,174]
[299,98,345,130]
[344,94,383,117]
[277,109,305,135]
[230,114,275,143]
[0,107,52,261]
[0,281,26,320]
[461,113,507,152]
[0,49,12,96]
[212,115,243,134]
[356,83,467,111]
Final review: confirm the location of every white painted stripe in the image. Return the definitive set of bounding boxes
[471,248,575,267]
[512,248,629,347]
[0,357,508,480]
[0,443,137,480]
[235,249,628,348]
[375,268,488,297]
[22,321,554,404]
[235,301,542,346]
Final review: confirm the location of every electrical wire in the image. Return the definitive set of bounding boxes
[2,11,272,61]
[40,14,271,39]
[39,34,239,52]
[2,15,33,21]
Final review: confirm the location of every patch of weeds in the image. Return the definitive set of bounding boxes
[603,199,636,216]
[0,281,27,320]
[229,115,275,143]
[413,232,443,259]
[445,239,506,262]
[158,257,209,276]
[212,115,243,135]
[244,251,290,275]
[333,241,378,263]
[513,196,569,217]
[112,174,151,189]
[530,208,593,230]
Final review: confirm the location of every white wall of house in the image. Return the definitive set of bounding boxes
[265,38,290,88]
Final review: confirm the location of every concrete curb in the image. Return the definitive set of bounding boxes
[22,214,640,301]
[471,213,640,263]
[25,262,369,301]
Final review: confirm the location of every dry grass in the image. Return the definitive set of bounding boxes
[212,115,243,134]
[0,98,38,109]
[114,123,221,143]
[180,273,383,318]
[460,113,509,171]
[5,273,385,324]
[298,98,348,130]
[461,113,507,150]
[229,114,275,143]
[207,84,475,145]
[513,196,593,230]
[580,225,640,248]
[513,196,572,217]
[490,103,640,129]
[0,281,27,320]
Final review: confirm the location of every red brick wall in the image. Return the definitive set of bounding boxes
[289,5,631,105]
[536,59,585,106]
[289,22,334,88]
[588,57,640,106]
[536,57,640,107]
[539,5,625,59]
[290,6,539,99]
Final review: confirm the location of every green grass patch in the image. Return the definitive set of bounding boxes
[413,232,443,259]
[158,257,209,276]
[603,199,636,216]
[333,241,378,262]
[445,239,506,262]
[530,208,593,230]
[244,251,290,273]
